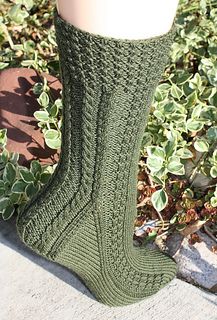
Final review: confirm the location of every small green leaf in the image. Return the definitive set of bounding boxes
[33,83,44,95]
[11,180,27,193]
[25,182,40,198]
[13,44,24,51]
[8,4,29,24]
[213,150,217,163]
[9,192,21,204]
[19,169,35,183]
[3,162,16,184]
[44,129,60,140]
[0,129,7,148]
[164,137,177,158]
[209,90,217,107]
[154,84,170,102]
[151,189,168,212]
[21,60,34,67]
[23,40,35,54]
[176,148,194,159]
[0,197,10,212]
[30,160,42,176]
[186,119,204,132]
[146,156,164,172]
[207,127,217,142]
[171,112,187,123]
[153,110,165,122]
[189,73,203,91]
[141,132,153,148]
[167,156,185,175]
[40,172,51,184]
[1,149,9,163]
[146,146,165,159]
[45,137,61,150]
[185,90,198,106]
[49,104,58,117]
[2,205,15,220]
[0,62,9,70]
[9,152,19,164]
[163,102,177,114]
[175,72,192,85]
[191,104,202,119]
[44,129,61,150]
[194,139,209,152]
[210,166,217,178]
[37,92,50,108]
[34,110,49,122]
[54,98,63,109]
[210,197,217,208]
[200,106,217,122]
[170,84,183,99]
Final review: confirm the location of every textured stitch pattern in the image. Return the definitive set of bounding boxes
[16,8,178,307]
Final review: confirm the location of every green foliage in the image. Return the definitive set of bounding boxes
[206,149,217,178]
[0,129,7,149]
[0,146,55,220]
[0,0,58,73]
[141,0,217,210]
[210,185,217,207]
[8,3,30,25]
[32,77,62,150]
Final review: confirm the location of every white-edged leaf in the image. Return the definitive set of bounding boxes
[151,189,168,212]
[194,139,209,152]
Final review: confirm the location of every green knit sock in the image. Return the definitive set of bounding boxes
[16,8,178,307]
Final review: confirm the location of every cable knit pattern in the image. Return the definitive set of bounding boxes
[16,8,178,306]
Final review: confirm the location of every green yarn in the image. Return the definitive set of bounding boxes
[16,8,178,307]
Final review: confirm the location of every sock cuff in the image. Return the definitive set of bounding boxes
[53,7,177,91]
[53,7,177,46]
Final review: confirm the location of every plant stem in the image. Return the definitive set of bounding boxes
[156,210,165,230]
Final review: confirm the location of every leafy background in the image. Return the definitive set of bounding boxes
[0,0,217,248]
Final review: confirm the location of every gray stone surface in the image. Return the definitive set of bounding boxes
[1,218,217,320]
[173,230,217,292]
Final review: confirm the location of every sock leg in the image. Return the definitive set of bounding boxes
[17,8,178,306]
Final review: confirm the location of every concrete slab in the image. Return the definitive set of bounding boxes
[173,230,217,291]
[1,218,217,320]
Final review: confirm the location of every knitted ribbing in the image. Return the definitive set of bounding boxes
[16,8,177,307]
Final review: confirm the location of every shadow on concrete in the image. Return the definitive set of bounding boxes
[0,216,96,302]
